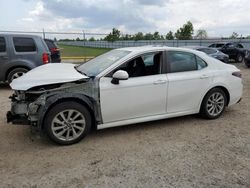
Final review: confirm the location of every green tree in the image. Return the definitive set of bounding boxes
[166,31,174,40]
[89,37,95,41]
[144,33,154,40]
[175,21,194,40]
[229,32,239,39]
[196,29,208,39]
[153,31,161,40]
[134,32,144,41]
[104,28,121,42]
[76,37,81,41]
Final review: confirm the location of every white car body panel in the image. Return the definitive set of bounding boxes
[100,74,168,123]
[166,68,213,113]
[10,63,88,90]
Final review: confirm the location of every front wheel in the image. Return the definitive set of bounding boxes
[200,88,227,119]
[44,101,92,145]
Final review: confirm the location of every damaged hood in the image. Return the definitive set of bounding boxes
[10,63,89,91]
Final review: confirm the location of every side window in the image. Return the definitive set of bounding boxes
[168,51,197,73]
[236,44,244,48]
[107,52,162,77]
[13,37,36,52]
[196,56,207,70]
[0,37,6,52]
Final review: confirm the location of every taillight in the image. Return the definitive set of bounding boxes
[51,48,59,53]
[232,71,242,78]
[42,53,49,64]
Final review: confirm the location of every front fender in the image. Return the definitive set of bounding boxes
[35,92,95,130]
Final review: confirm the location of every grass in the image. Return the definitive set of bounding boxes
[58,44,111,57]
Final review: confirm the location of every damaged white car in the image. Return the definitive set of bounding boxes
[7,46,243,145]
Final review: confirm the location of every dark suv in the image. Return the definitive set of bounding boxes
[208,42,246,62]
[0,34,52,83]
[44,39,61,63]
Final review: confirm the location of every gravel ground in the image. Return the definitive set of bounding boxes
[0,63,250,188]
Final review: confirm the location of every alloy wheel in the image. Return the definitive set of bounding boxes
[51,109,86,141]
[206,92,225,117]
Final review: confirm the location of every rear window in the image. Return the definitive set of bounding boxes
[45,40,57,49]
[0,37,6,52]
[216,44,225,48]
[13,37,36,52]
[198,48,217,54]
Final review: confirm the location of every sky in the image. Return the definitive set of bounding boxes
[0,0,250,38]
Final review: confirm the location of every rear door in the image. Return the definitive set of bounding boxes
[166,51,212,113]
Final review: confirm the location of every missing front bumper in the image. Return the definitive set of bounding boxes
[6,111,29,125]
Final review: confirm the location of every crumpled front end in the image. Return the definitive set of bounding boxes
[7,79,101,131]
[7,91,46,126]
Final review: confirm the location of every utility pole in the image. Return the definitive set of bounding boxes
[82,30,86,46]
[42,28,45,39]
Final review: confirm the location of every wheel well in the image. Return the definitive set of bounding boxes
[41,97,96,131]
[205,86,230,106]
[5,66,31,81]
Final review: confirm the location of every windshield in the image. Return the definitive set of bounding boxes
[76,50,131,77]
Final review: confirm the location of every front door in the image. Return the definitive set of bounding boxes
[99,52,168,123]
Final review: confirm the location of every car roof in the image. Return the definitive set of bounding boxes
[0,33,41,38]
[44,38,55,42]
[117,45,204,54]
[182,45,209,50]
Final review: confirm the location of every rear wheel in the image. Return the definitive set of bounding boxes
[7,68,28,83]
[200,88,227,119]
[236,54,244,63]
[44,101,92,145]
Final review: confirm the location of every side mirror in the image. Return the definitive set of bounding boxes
[111,70,129,84]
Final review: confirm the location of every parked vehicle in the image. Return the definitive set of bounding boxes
[208,42,246,62]
[245,50,250,67]
[7,46,243,145]
[0,34,51,83]
[44,39,61,63]
[183,46,229,63]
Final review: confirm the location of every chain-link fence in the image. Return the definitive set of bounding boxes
[59,39,250,49]
[1,30,250,49]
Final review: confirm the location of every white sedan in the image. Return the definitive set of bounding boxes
[7,46,243,145]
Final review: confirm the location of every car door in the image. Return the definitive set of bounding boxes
[166,51,212,113]
[0,36,9,81]
[99,51,168,123]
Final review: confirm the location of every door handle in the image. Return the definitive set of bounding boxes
[200,75,209,79]
[153,79,167,85]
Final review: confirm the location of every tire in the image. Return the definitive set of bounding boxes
[245,62,250,68]
[236,54,244,63]
[7,68,28,83]
[44,101,92,145]
[200,88,227,119]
